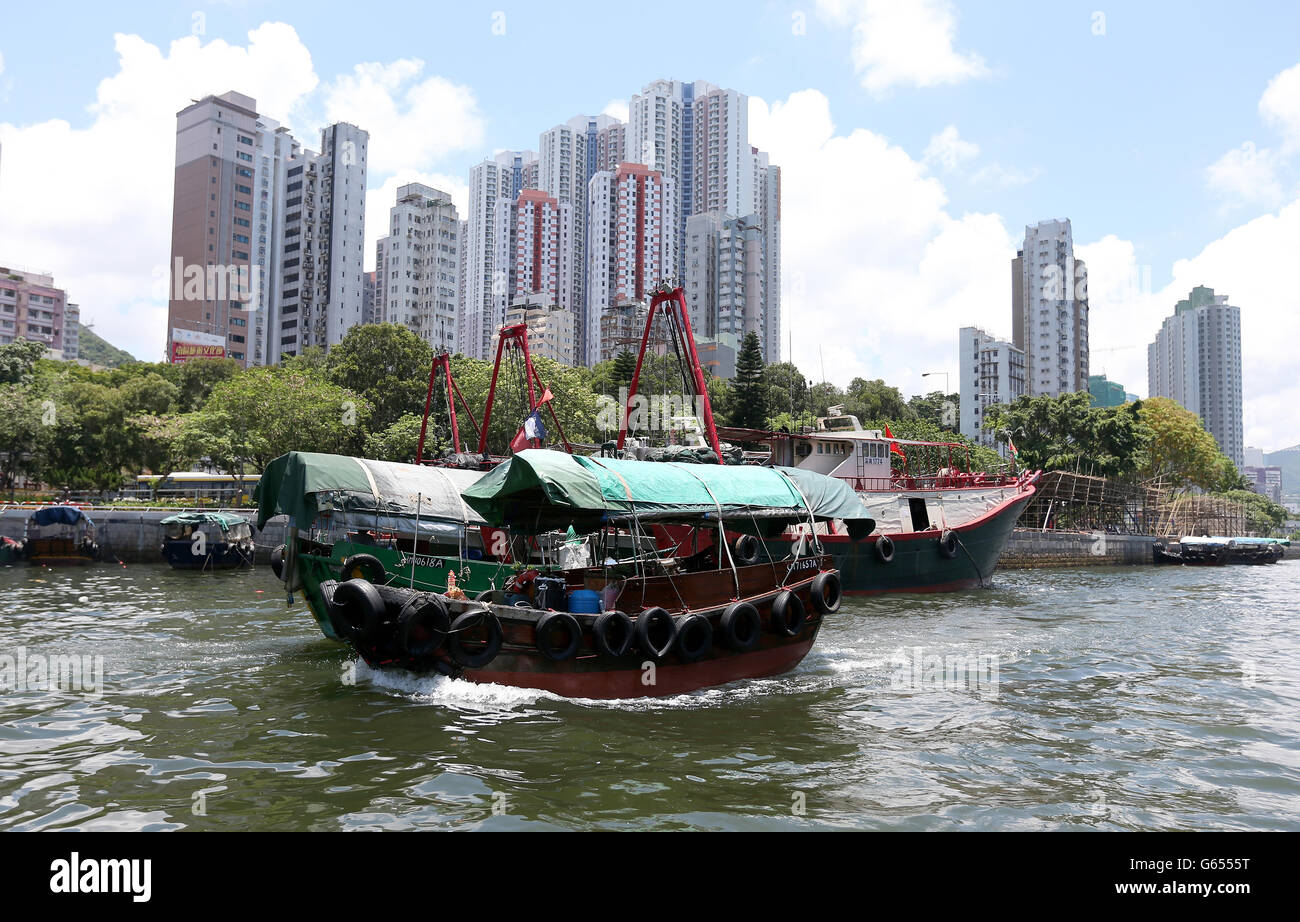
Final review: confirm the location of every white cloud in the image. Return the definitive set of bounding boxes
[313,60,484,177]
[602,98,629,122]
[1260,61,1300,149]
[923,124,978,171]
[1208,60,1300,208]
[0,24,480,362]
[816,0,988,95]
[1206,141,1283,208]
[750,90,1015,393]
[1079,202,1300,452]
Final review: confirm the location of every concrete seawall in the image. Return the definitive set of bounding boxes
[998,530,1156,569]
[4,507,1293,568]
[1000,529,1298,568]
[0,507,289,564]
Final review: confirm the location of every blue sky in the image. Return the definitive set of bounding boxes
[2,1,1298,449]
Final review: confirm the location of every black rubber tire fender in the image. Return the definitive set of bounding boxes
[397,593,450,660]
[634,607,677,660]
[592,610,634,657]
[719,602,762,651]
[448,609,503,668]
[769,589,806,637]
[270,544,286,580]
[674,613,714,662]
[810,571,842,615]
[875,534,896,564]
[732,534,762,566]
[938,530,959,560]
[327,578,386,642]
[341,553,386,583]
[535,611,583,662]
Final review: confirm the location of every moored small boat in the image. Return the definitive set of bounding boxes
[24,505,100,566]
[160,512,256,570]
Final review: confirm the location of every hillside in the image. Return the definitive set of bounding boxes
[76,322,136,367]
[1265,445,1300,497]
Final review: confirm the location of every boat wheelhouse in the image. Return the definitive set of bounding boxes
[255,451,503,640]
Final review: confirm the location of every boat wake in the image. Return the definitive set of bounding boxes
[352,658,824,712]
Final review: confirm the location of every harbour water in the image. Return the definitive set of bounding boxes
[1,561,1297,830]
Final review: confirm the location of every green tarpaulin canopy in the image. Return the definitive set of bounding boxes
[460,449,875,537]
[254,451,487,533]
[160,512,251,532]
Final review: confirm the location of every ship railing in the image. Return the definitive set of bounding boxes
[837,472,1023,492]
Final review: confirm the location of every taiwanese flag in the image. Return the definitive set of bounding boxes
[509,389,556,452]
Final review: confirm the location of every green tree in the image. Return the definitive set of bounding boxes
[844,378,913,422]
[187,364,372,474]
[908,390,960,431]
[326,324,434,434]
[761,362,809,428]
[0,383,45,498]
[730,332,767,429]
[172,358,241,412]
[982,391,1147,478]
[1220,489,1289,536]
[362,413,428,463]
[1138,397,1236,490]
[0,340,47,384]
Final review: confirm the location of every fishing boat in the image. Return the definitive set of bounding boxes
[612,286,1038,595]
[24,505,100,566]
[255,451,503,641]
[309,450,871,698]
[160,512,256,570]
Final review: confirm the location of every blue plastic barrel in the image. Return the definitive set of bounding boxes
[567,589,601,614]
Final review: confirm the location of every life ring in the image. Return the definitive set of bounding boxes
[327,578,386,642]
[535,611,583,661]
[270,544,286,580]
[719,602,762,651]
[810,571,842,615]
[448,609,503,668]
[634,607,677,660]
[675,613,714,662]
[593,610,634,657]
[875,534,895,564]
[733,534,762,566]
[938,530,959,559]
[397,593,450,661]
[769,590,806,636]
[341,553,386,583]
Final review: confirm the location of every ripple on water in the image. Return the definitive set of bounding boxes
[1,562,1299,829]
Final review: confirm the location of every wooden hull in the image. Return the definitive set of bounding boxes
[327,557,836,699]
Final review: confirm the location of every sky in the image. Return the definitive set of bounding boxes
[1,0,1298,452]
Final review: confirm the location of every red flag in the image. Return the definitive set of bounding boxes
[884,425,905,461]
[537,387,554,406]
[1007,436,1019,459]
[509,425,529,453]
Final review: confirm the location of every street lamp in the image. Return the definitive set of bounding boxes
[922,371,950,394]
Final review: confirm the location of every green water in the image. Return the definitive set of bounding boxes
[1,560,1298,830]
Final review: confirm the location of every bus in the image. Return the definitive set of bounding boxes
[136,472,261,505]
